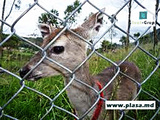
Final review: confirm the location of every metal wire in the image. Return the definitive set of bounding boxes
[0,0,160,120]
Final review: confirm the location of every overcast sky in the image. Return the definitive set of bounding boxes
[0,0,159,45]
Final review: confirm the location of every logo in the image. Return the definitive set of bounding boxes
[105,101,156,110]
[131,11,155,26]
[139,11,147,19]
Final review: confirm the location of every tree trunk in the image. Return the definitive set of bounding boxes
[125,0,132,51]
[0,0,6,58]
[153,0,159,50]
[0,29,3,58]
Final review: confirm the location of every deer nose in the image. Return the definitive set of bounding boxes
[19,67,30,78]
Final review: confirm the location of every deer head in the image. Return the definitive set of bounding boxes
[19,8,105,81]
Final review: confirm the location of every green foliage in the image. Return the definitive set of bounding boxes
[133,32,140,38]
[64,0,82,25]
[90,44,160,120]
[119,35,126,46]
[2,34,21,50]
[38,9,60,28]
[101,40,110,52]
[1,33,43,52]
[120,29,160,47]
[139,34,151,44]
[20,37,43,51]
[0,50,73,119]
[38,0,82,27]
[0,44,159,120]
[100,40,118,52]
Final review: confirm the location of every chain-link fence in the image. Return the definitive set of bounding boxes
[0,0,160,120]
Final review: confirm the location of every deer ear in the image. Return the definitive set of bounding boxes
[81,8,105,38]
[38,24,53,38]
[94,8,105,32]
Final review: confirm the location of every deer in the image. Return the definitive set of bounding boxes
[19,8,141,120]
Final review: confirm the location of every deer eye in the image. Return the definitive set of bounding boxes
[51,46,64,54]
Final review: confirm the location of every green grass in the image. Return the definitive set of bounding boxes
[89,44,160,120]
[0,44,160,120]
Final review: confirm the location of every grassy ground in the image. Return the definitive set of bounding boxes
[89,44,160,120]
[0,44,160,120]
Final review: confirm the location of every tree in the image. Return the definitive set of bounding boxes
[134,32,140,38]
[101,40,110,52]
[0,0,6,58]
[139,34,150,44]
[125,0,132,51]
[38,9,60,28]
[112,43,118,50]
[2,34,20,50]
[153,0,159,50]
[64,0,81,26]
[38,0,82,27]
[0,0,21,57]
[119,36,126,46]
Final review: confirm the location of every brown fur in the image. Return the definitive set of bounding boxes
[20,9,141,120]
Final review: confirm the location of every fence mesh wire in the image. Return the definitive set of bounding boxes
[0,0,160,120]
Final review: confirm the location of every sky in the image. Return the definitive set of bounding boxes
[0,0,159,46]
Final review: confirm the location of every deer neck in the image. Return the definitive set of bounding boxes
[65,62,97,117]
[75,62,94,86]
[65,62,95,96]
